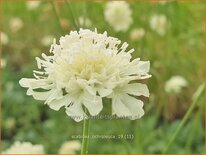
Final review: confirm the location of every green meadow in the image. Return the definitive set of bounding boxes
[1,0,205,154]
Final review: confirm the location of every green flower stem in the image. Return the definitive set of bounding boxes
[82,2,88,28]
[81,108,90,155]
[50,1,64,34]
[65,0,79,30]
[163,83,205,153]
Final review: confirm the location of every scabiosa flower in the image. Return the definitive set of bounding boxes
[1,32,9,45]
[130,28,145,41]
[19,29,151,122]
[2,141,45,154]
[165,75,188,94]
[104,1,133,32]
[1,58,7,68]
[150,14,167,36]
[26,1,41,10]
[9,17,24,32]
[59,140,81,154]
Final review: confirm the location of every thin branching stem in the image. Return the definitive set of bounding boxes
[65,0,79,30]
[50,0,64,34]
[163,83,205,153]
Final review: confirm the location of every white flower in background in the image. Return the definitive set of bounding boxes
[130,28,145,41]
[9,17,24,32]
[1,32,9,45]
[165,76,188,94]
[1,58,7,68]
[159,0,175,4]
[41,35,54,46]
[104,1,133,32]
[150,14,167,36]
[159,0,167,4]
[2,141,45,154]
[59,140,81,154]
[26,1,41,10]
[19,29,151,122]
[78,16,92,27]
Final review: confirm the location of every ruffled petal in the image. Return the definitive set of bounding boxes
[48,94,71,111]
[124,83,149,97]
[65,102,86,122]
[19,78,35,87]
[112,94,144,119]
[121,60,150,77]
[120,94,144,119]
[112,96,131,117]
[19,78,53,89]
[97,87,113,97]
[77,79,96,95]
[45,89,63,104]
[26,88,52,100]
[137,61,150,74]
[82,92,103,116]
[27,88,62,103]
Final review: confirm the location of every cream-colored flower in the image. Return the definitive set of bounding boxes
[130,28,145,41]
[78,16,92,27]
[9,17,24,32]
[1,32,9,45]
[2,141,45,154]
[19,29,151,122]
[150,14,167,36]
[59,140,81,154]
[26,1,41,10]
[1,58,7,68]
[165,76,188,94]
[159,0,167,4]
[41,35,54,46]
[104,1,133,32]
[159,0,175,4]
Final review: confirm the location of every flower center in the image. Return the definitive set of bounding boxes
[66,49,110,81]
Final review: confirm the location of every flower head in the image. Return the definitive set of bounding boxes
[2,141,45,154]
[26,1,41,10]
[165,75,188,94]
[104,1,133,32]
[19,29,151,122]
[150,14,167,36]
[1,58,7,68]
[130,28,145,41]
[9,17,24,32]
[59,140,81,154]
[1,32,9,45]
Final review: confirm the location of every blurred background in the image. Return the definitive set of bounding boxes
[1,0,205,154]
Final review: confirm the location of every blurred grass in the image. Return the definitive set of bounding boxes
[1,0,205,154]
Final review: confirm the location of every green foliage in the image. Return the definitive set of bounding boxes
[1,0,204,154]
